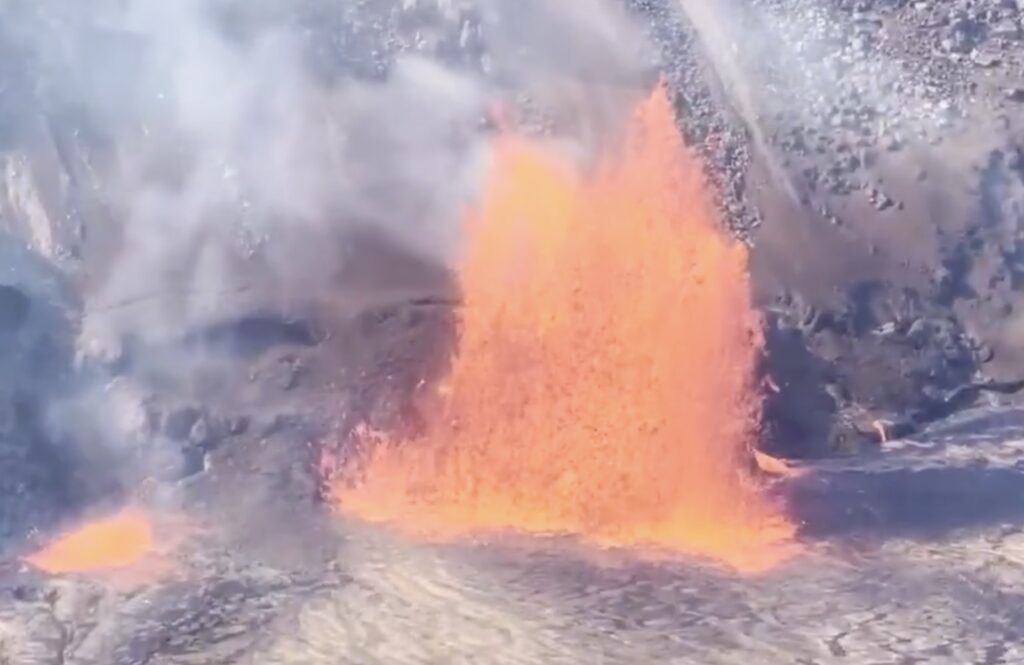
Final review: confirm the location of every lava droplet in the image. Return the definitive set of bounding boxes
[331,84,796,572]
[25,507,156,575]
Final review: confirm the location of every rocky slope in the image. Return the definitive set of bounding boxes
[638,0,1024,455]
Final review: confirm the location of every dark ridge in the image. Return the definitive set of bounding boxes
[182,315,320,356]
[0,285,30,333]
[789,465,1024,541]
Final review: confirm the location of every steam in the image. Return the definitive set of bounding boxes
[672,0,964,168]
[73,0,489,347]
[36,0,651,346]
[0,0,657,503]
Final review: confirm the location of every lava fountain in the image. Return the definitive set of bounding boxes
[25,506,166,580]
[26,507,153,573]
[331,86,795,571]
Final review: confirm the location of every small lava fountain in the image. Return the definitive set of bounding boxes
[331,85,795,572]
[23,506,175,585]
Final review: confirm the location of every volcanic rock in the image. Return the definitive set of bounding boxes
[163,406,202,442]
[643,0,1024,455]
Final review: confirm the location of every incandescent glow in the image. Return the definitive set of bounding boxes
[331,86,795,572]
[25,507,156,575]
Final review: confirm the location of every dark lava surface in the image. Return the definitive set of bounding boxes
[5,403,1024,663]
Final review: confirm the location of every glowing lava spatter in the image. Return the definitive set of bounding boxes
[25,507,156,574]
[331,86,795,571]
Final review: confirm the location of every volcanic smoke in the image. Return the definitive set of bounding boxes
[332,86,794,571]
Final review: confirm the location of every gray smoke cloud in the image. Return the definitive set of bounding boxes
[0,0,656,502]
[76,0,486,348]
[57,0,650,347]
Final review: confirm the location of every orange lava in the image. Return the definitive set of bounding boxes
[25,507,157,575]
[331,86,795,572]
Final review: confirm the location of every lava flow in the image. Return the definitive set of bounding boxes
[331,85,795,572]
[25,507,158,575]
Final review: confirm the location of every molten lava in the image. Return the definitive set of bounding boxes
[331,86,795,571]
[25,507,157,575]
